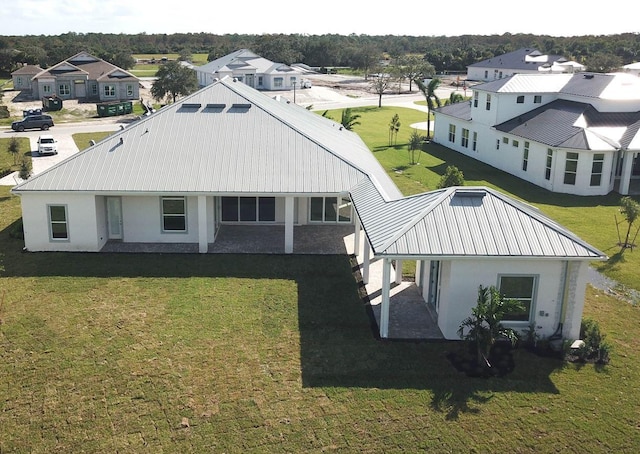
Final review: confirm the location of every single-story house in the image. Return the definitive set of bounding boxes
[433,72,640,196]
[467,48,585,82]
[11,76,606,342]
[195,49,304,91]
[12,52,140,102]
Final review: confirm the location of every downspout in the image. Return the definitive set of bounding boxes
[549,260,570,340]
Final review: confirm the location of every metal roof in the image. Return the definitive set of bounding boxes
[472,73,573,94]
[34,52,138,82]
[197,49,299,76]
[13,77,402,200]
[434,101,472,121]
[468,48,575,71]
[350,184,606,260]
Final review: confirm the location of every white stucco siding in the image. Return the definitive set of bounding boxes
[95,196,108,250]
[20,193,102,252]
[562,261,588,340]
[121,196,200,244]
[436,259,567,340]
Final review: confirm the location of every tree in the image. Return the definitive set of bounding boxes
[437,165,465,188]
[448,92,465,104]
[340,108,361,131]
[457,285,524,370]
[151,61,198,103]
[18,158,31,180]
[368,71,393,108]
[7,137,20,166]
[388,114,400,146]
[397,55,435,91]
[414,77,441,138]
[408,129,423,165]
[617,196,640,250]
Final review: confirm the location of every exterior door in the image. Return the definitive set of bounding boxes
[245,74,255,88]
[106,197,123,240]
[427,260,440,311]
[75,81,86,98]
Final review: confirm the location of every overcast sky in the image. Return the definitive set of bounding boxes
[1,0,637,38]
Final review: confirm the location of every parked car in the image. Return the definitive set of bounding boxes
[11,114,54,132]
[37,135,58,155]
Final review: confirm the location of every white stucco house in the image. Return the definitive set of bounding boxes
[433,72,640,196]
[467,48,585,82]
[11,52,140,102]
[194,49,304,91]
[10,76,606,342]
[623,62,640,77]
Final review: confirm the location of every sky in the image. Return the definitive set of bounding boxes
[1,0,637,38]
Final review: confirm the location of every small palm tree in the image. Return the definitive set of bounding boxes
[415,78,442,139]
[618,196,640,250]
[340,108,361,131]
[408,129,423,165]
[457,285,524,369]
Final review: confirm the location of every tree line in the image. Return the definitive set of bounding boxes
[1,32,639,75]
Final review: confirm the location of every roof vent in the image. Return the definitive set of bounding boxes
[231,103,251,109]
[455,189,486,198]
[584,74,594,79]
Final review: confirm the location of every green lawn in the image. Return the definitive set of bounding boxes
[0,137,32,176]
[0,185,639,452]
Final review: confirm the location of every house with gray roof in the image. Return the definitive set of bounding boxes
[14,52,140,102]
[11,76,606,342]
[10,64,43,94]
[467,48,585,82]
[194,49,304,91]
[433,72,640,196]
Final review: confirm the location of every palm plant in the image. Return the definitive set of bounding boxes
[414,77,442,139]
[340,108,361,131]
[457,285,524,369]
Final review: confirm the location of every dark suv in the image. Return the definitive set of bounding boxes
[11,114,54,132]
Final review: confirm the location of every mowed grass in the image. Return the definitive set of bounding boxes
[2,186,640,452]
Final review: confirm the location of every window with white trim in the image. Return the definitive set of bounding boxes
[448,124,456,143]
[43,84,52,94]
[522,142,529,171]
[461,128,469,148]
[473,91,478,108]
[58,83,70,96]
[104,85,116,97]
[516,95,524,104]
[499,275,536,322]
[161,197,187,232]
[486,93,491,110]
[590,153,605,186]
[274,77,283,88]
[472,132,478,151]
[512,139,519,148]
[48,205,69,240]
[564,152,579,185]
[545,149,553,180]
[310,196,351,223]
[534,95,542,104]
[221,197,275,222]
[126,84,134,97]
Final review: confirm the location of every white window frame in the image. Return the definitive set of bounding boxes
[104,85,116,98]
[522,142,529,171]
[461,128,469,148]
[274,77,283,88]
[48,204,69,241]
[58,83,70,96]
[564,152,579,185]
[486,93,491,110]
[161,197,187,233]
[472,132,477,151]
[590,153,605,186]
[309,196,351,223]
[126,84,134,97]
[42,84,52,94]
[448,124,456,143]
[534,95,542,104]
[498,274,537,324]
[545,149,553,180]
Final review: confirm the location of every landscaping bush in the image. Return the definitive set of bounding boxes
[566,318,612,364]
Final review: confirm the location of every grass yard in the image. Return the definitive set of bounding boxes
[0,137,32,176]
[0,186,639,452]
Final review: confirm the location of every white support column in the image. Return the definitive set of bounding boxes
[197,195,208,253]
[353,216,361,257]
[362,239,370,285]
[380,258,391,338]
[284,196,294,254]
[395,259,403,284]
[620,150,635,195]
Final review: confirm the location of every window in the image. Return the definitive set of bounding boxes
[522,142,529,171]
[590,153,605,186]
[258,76,263,86]
[496,139,500,150]
[534,95,542,104]
[512,140,519,148]
[221,197,275,222]
[104,85,116,97]
[545,149,553,180]
[486,93,491,110]
[564,152,579,185]
[461,128,469,148]
[274,77,283,88]
[91,84,97,95]
[126,84,134,97]
[58,83,70,96]
[472,132,478,151]
[290,76,297,85]
[310,196,351,223]
[499,275,536,322]
[473,91,478,107]
[161,197,186,232]
[484,70,488,79]
[448,124,456,143]
[516,95,525,104]
[42,85,52,94]
[48,205,69,240]
[16,76,22,87]
[502,137,509,144]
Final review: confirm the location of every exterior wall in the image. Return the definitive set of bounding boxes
[20,193,102,252]
[562,261,589,340]
[467,67,540,82]
[97,81,139,102]
[436,258,569,340]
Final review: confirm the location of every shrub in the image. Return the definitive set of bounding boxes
[567,318,612,364]
[437,165,465,189]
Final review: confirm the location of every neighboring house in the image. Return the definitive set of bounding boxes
[10,64,43,94]
[195,49,303,90]
[467,48,585,82]
[433,72,640,196]
[14,52,139,102]
[11,76,606,343]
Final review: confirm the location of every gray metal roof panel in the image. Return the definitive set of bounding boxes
[14,77,401,199]
[434,101,472,121]
[468,48,570,71]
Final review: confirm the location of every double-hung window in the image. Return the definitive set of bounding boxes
[58,83,70,96]
[104,85,116,98]
[499,275,536,322]
[590,153,605,186]
[564,152,579,185]
[448,124,456,143]
[48,205,69,240]
[545,149,553,180]
[161,197,187,232]
[486,93,491,110]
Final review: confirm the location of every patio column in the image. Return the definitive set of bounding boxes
[284,196,294,254]
[619,150,635,195]
[197,195,208,253]
[353,216,361,256]
[395,259,403,284]
[362,239,370,285]
[380,258,391,338]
